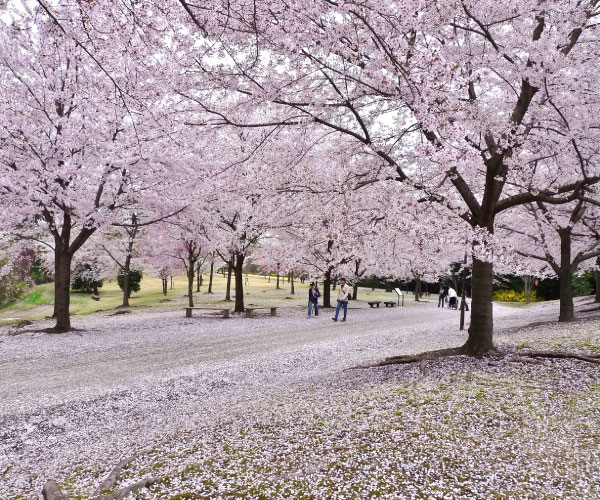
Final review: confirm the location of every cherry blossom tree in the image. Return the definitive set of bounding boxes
[168,0,600,355]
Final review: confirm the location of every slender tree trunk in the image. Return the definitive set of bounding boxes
[463,258,494,355]
[323,268,332,308]
[225,264,232,301]
[162,277,168,295]
[276,270,280,289]
[353,282,358,300]
[208,261,214,294]
[595,257,600,303]
[290,272,295,295]
[122,255,131,308]
[558,229,574,322]
[196,264,201,292]
[187,254,195,308]
[234,253,245,313]
[53,248,73,332]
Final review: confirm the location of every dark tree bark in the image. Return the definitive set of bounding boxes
[196,263,201,292]
[225,264,232,301]
[187,251,195,308]
[276,267,280,289]
[414,276,422,301]
[323,268,332,308]
[121,253,131,307]
[464,258,495,355]
[207,260,214,294]
[595,257,600,303]
[558,228,574,322]
[53,247,73,332]
[290,272,295,295]
[233,253,245,313]
[353,282,358,300]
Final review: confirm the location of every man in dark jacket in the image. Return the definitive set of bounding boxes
[308,282,320,318]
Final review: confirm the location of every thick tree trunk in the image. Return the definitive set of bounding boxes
[53,248,73,332]
[208,261,214,294]
[463,258,494,355]
[234,253,245,313]
[414,276,421,301]
[290,272,295,295]
[162,278,168,296]
[558,229,574,322]
[323,268,332,308]
[225,264,232,301]
[353,282,358,300]
[276,270,280,289]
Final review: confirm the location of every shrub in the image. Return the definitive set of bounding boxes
[117,268,142,296]
[493,289,540,303]
[71,263,104,294]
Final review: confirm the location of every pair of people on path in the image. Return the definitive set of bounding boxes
[307,278,351,321]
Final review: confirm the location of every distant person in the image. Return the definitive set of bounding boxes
[307,282,320,318]
[447,287,458,309]
[438,285,449,308]
[332,278,350,322]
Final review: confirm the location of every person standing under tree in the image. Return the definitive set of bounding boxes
[307,282,320,318]
[438,285,449,308]
[332,278,350,322]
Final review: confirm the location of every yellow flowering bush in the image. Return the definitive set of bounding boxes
[493,289,539,302]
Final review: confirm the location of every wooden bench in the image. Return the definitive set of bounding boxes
[245,307,277,318]
[384,301,396,307]
[367,301,381,308]
[185,307,230,318]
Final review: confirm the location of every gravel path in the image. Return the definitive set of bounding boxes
[0,300,566,497]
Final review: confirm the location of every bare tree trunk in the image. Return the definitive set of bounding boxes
[187,251,196,308]
[162,277,168,295]
[353,282,358,300]
[558,229,574,322]
[196,263,201,292]
[414,276,422,301]
[121,254,131,308]
[323,268,332,308]
[234,253,245,313]
[225,264,232,301]
[290,272,295,295]
[53,247,73,332]
[463,258,494,355]
[595,257,600,303]
[276,268,280,289]
[207,260,214,294]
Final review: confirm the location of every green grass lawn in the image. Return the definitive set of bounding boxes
[0,273,419,326]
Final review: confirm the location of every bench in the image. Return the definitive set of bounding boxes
[367,301,381,308]
[185,307,230,318]
[384,301,396,307]
[245,307,277,318]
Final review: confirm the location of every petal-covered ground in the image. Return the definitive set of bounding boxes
[1,299,599,499]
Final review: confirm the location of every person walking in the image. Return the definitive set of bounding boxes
[438,285,449,308]
[332,278,350,322]
[307,282,320,318]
